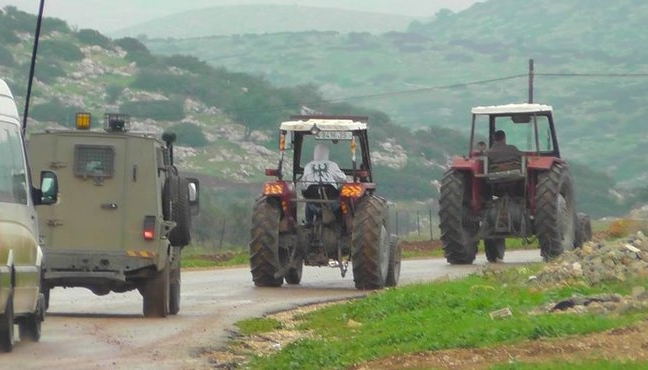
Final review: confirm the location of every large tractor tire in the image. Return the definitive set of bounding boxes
[575,212,593,246]
[535,163,577,261]
[484,238,505,263]
[385,234,402,287]
[142,259,170,318]
[0,293,14,352]
[438,170,479,264]
[249,198,284,287]
[165,176,192,247]
[18,293,45,342]
[351,195,390,290]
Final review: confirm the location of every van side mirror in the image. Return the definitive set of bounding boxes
[186,177,200,216]
[38,171,59,205]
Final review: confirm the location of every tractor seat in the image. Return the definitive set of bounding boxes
[484,156,526,183]
[302,183,340,200]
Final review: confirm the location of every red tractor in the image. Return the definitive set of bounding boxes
[249,115,401,290]
[438,103,591,264]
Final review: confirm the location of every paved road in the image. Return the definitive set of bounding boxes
[1,250,542,369]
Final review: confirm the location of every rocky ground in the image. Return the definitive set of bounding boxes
[206,233,648,369]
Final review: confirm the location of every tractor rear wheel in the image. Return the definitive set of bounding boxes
[484,238,505,263]
[535,163,577,261]
[577,212,592,244]
[352,195,389,290]
[385,234,401,287]
[249,198,284,287]
[438,170,479,264]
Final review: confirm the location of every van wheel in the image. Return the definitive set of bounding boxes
[19,293,44,342]
[142,260,170,318]
[165,176,192,247]
[0,294,14,352]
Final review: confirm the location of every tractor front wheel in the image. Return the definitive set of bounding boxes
[484,238,505,263]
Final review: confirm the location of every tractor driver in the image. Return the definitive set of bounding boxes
[487,130,522,164]
[300,142,348,224]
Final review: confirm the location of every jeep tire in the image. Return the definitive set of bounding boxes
[142,259,170,318]
[164,176,192,247]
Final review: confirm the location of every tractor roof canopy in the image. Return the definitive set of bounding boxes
[471,103,553,115]
[280,117,367,132]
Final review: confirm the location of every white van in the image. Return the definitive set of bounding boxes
[0,78,59,352]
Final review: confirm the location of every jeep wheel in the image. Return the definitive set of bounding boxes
[439,170,479,264]
[19,293,45,342]
[351,195,389,290]
[142,260,170,318]
[0,294,14,352]
[385,234,401,287]
[169,261,181,315]
[249,198,284,287]
[165,176,192,247]
[484,238,505,263]
[535,163,576,261]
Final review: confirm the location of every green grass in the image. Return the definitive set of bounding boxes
[235,317,283,336]
[244,265,648,369]
[181,247,248,268]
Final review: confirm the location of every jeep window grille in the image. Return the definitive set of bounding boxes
[74,144,115,178]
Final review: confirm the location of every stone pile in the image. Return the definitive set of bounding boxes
[529,231,648,315]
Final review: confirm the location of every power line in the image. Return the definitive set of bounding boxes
[224,71,648,116]
[537,72,648,77]
[334,74,527,102]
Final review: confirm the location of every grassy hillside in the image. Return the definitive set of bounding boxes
[0,5,637,247]
[145,0,648,186]
[109,5,424,39]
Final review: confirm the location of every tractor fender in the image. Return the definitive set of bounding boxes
[450,156,483,175]
[527,156,561,170]
[261,180,297,229]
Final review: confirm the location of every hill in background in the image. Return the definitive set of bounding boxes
[109,5,425,39]
[144,0,648,188]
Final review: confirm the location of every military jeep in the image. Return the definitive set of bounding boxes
[28,113,199,318]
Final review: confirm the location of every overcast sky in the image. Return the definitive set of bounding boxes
[0,0,480,32]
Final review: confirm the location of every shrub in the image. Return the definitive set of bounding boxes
[39,39,84,62]
[0,45,16,67]
[120,99,185,121]
[168,122,209,147]
[29,100,79,127]
[77,29,112,48]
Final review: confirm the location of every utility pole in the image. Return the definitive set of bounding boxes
[23,0,46,135]
[528,58,534,103]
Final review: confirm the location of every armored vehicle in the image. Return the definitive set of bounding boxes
[249,115,401,290]
[28,113,199,317]
[0,78,59,351]
[438,103,591,264]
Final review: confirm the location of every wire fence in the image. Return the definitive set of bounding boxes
[389,208,439,240]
